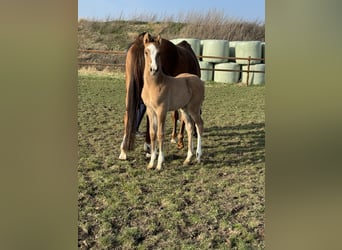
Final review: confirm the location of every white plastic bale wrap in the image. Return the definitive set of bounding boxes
[242,64,265,85]
[201,39,229,63]
[252,64,265,85]
[170,38,201,57]
[199,61,213,81]
[228,41,240,62]
[214,63,240,83]
[235,41,262,64]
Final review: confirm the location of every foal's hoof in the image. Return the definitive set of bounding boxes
[147,163,154,170]
[118,152,127,160]
[183,160,191,166]
[170,138,177,144]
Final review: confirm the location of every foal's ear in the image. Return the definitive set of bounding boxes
[156,34,162,45]
[143,32,151,45]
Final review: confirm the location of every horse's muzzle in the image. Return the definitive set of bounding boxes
[150,66,158,75]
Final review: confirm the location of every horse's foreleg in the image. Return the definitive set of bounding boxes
[170,111,178,144]
[147,110,157,169]
[156,112,166,170]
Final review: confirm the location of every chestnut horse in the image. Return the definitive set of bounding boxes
[142,33,204,170]
[119,32,200,160]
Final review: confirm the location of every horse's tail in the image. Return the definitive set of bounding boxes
[123,74,138,151]
[123,41,145,151]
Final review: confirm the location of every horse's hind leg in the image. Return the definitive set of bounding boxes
[177,119,185,149]
[119,135,127,160]
[190,112,204,163]
[180,110,194,166]
[119,112,128,160]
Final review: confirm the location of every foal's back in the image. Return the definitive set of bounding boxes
[161,73,204,111]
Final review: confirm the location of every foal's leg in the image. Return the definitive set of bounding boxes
[180,110,194,166]
[147,109,157,169]
[156,111,166,170]
[190,112,204,163]
[144,116,151,154]
[170,111,178,144]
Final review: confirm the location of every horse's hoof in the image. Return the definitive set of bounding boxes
[183,160,190,166]
[177,143,184,149]
[156,165,162,171]
[119,152,127,160]
[147,164,154,169]
[170,138,177,144]
[143,143,151,153]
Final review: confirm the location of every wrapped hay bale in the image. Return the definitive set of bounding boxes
[242,64,265,85]
[202,39,229,63]
[214,63,240,83]
[199,61,213,81]
[252,64,265,85]
[235,41,262,64]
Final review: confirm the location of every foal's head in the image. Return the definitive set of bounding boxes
[143,33,162,76]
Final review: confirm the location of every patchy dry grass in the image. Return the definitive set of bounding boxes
[78,73,265,249]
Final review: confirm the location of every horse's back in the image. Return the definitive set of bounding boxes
[160,39,200,77]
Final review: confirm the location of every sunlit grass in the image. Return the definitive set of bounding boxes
[78,74,265,249]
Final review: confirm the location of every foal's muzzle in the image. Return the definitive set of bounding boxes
[150,66,158,75]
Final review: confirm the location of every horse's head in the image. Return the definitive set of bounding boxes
[143,33,162,76]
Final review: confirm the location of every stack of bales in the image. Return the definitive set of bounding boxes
[236,41,265,85]
[201,39,240,83]
[171,38,265,85]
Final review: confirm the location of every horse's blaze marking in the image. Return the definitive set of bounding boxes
[147,44,158,74]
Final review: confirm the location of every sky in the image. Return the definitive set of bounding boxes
[78,0,265,22]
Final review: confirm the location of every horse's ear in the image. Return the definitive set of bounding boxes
[143,33,150,45]
[156,34,162,45]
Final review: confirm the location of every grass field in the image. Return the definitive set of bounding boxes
[78,72,265,249]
